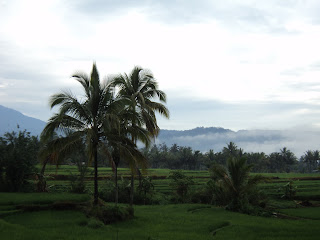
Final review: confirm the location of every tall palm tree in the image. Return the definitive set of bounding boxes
[111,66,169,205]
[108,106,151,205]
[41,63,127,205]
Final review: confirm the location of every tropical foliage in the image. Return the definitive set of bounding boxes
[209,157,266,212]
[143,142,307,173]
[110,66,169,205]
[40,63,169,205]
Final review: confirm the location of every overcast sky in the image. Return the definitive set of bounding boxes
[1,0,320,131]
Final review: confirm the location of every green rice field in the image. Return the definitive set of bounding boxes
[1,166,320,240]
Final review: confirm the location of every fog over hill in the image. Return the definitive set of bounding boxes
[1,105,319,157]
[157,127,320,158]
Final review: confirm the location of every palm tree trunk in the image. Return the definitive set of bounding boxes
[115,165,118,206]
[40,157,49,176]
[137,167,142,187]
[93,145,99,205]
[130,174,134,206]
[37,157,49,192]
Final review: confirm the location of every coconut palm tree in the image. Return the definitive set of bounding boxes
[41,63,129,205]
[111,66,169,205]
[210,157,266,212]
[108,106,151,205]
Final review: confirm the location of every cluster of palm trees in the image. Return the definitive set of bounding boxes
[40,63,169,205]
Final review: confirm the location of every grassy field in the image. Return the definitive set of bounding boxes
[41,165,320,199]
[1,167,320,239]
[1,199,319,240]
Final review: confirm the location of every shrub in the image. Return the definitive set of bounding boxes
[169,170,194,203]
[87,218,104,229]
[99,179,131,203]
[280,181,297,200]
[69,163,88,194]
[209,157,267,213]
[99,181,116,202]
[52,201,80,210]
[136,176,154,205]
[88,205,134,224]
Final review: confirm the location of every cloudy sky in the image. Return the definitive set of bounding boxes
[1,0,320,132]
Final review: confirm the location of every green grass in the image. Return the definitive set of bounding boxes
[1,204,319,240]
[37,166,320,203]
[41,165,320,178]
[279,207,320,220]
[0,193,90,206]
[3,167,317,239]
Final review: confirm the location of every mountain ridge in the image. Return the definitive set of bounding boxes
[0,105,318,157]
[0,105,46,136]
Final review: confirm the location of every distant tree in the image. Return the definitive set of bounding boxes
[267,148,297,173]
[279,147,297,172]
[246,152,269,172]
[300,150,320,172]
[169,143,179,154]
[223,142,243,159]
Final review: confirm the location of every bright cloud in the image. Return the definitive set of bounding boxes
[1,0,320,132]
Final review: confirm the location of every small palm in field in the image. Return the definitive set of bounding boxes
[210,157,266,212]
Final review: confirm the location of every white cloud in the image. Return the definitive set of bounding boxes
[1,0,320,132]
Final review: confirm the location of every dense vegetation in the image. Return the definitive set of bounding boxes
[0,130,39,192]
[142,142,320,173]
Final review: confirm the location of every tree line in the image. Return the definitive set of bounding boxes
[141,142,320,173]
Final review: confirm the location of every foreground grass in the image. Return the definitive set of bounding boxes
[279,207,320,220]
[1,202,320,240]
[0,193,90,206]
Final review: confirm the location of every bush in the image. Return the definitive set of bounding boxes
[280,181,297,200]
[88,205,134,224]
[99,179,131,203]
[52,201,80,210]
[87,218,104,229]
[99,181,115,202]
[136,176,155,205]
[209,157,266,213]
[190,187,214,204]
[69,162,88,194]
[169,170,194,203]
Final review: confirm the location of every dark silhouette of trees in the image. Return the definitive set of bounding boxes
[0,130,39,191]
[144,142,303,173]
[209,156,266,212]
[111,66,169,205]
[41,63,142,205]
[300,150,320,172]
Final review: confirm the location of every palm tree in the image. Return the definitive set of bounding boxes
[41,63,128,205]
[111,66,169,205]
[108,106,151,205]
[222,142,243,159]
[210,157,265,212]
[279,147,297,172]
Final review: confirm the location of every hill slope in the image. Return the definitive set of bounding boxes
[0,105,46,136]
[0,105,318,156]
[156,127,285,153]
